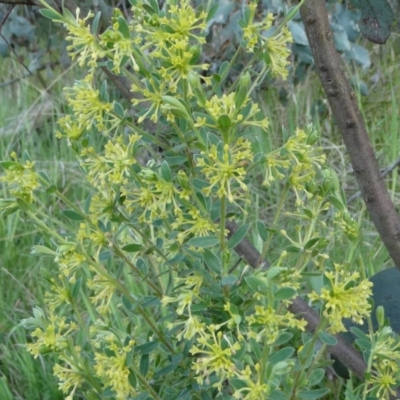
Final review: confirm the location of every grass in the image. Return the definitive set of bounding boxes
[1,34,400,399]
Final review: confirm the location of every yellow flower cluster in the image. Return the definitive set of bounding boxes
[0,152,40,203]
[26,315,77,358]
[197,138,253,204]
[308,263,373,333]
[94,337,136,400]
[247,305,307,344]
[241,2,293,80]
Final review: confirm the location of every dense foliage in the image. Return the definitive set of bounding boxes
[1,0,400,399]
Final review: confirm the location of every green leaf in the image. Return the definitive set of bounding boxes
[0,161,18,169]
[122,295,133,310]
[142,4,156,15]
[285,245,301,253]
[117,16,130,39]
[139,354,149,377]
[273,332,293,347]
[114,102,125,118]
[72,278,82,299]
[133,393,151,400]
[37,171,51,185]
[149,0,160,13]
[304,238,320,250]
[31,245,56,256]
[218,61,229,77]
[46,185,57,194]
[269,347,294,364]
[16,198,29,212]
[235,86,248,111]
[206,3,219,23]
[244,276,269,295]
[122,243,143,253]
[243,5,251,24]
[133,341,159,355]
[218,114,232,129]
[274,287,297,300]
[358,0,394,44]
[40,8,63,21]
[318,331,338,346]
[155,363,177,378]
[165,156,187,166]
[160,161,172,182]
[256,221,269,241]
[221,275,237,286]
[187,236,219,248]
[308,368,325,386]
[228,223,250,249]
[128,369,137,389]
[62,209,84,221]
[298,388,331,399]
[162,96,190,119]
[203,249,221,274]
[91,12,101,35]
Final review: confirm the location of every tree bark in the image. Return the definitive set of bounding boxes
[300,0,400,269]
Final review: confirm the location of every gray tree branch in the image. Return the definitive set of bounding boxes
[300,0,400,269]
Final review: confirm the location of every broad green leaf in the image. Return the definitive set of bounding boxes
[274,287,297,300]
[117,16,130,39]
[133,341,159,355]
[273,332,293,347]
[62,209,84,221]
[122,295,133,310]
[40,8,63,21]
[139,354,150,377]
[256,221,269,241]
[244,276,269,295]
[203,249,221,273]
[160,161,172,183]
[228,223,250,249]
[358,0,393,44]
[0,161,18,169]
[16,198,29,212]
[218,114,232,129]
[269,347,294,364]
[318,331,338,346]
[72,278,82,298]
[304,237,320,250]
[91,12,102,35]
[206,3,219,23]
[221,275,237,286]
[298,388,331,399]
[122,243,143,253]
[187,236,219,248]
[308,368,325,386]
[155,363,177,378]
[37,171,51,185]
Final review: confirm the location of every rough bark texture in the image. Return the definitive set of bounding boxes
[300,0,400,269]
